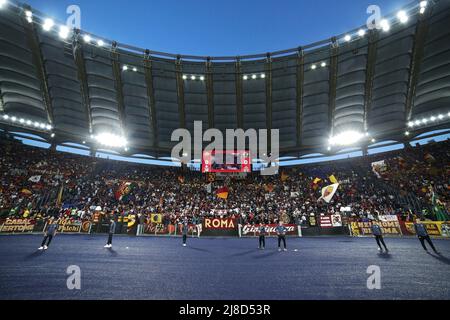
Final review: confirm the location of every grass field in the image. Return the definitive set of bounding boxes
[0,235,449,300]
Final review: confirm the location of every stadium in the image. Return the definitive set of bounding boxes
[0,0,449,303]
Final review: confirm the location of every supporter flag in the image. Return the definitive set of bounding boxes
[312,178,322,191]
[313,178,322,185]
[216,187,229,199]
[319,183,339,203]
[178,175,185,184]
[431,188,449,221]
[264,183,274,193]
[20,189,32,195]
[424,153,436,163]
[56,183,64,206]
[281,172,289,182]
[28,175,41,183]
[151,214,162,224]
[115,182,135,201]
[371,160,387,179]
[329,175,338,184]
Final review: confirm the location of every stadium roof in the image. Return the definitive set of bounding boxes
[0,0,450,160]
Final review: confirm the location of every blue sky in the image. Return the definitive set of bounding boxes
[26,0,411,57]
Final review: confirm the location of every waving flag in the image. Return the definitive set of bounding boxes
[56,183,64,206]
[371,160,387,179]
[115,182,135,201]
[20,189,32,195]
[431,188,449,221]
[28,175,41,183]
[264,183,274,193]
[216,187,229,200]
[319,183,339,203]
[329,175,338,184]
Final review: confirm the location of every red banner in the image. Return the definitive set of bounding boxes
[320,216,333,228]
[202,150,251,173]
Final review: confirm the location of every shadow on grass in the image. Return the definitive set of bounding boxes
[427,252,450,265]
[252,250,280,259]
[107,248,118,257]
[377,252,392,259]
[187,246,211,253]
[24,250,45,260]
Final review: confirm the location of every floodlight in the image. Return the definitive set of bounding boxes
[43,18,54,31]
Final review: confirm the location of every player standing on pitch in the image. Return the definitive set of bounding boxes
[414,219,440,254]
[104,215,116,248]
[259,222,266,250]
[371,222,389,252]
[38,217,59,250]
[182,218,188,247]
[276,221,287,252]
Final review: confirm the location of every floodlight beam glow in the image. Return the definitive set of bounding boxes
[43,18,54,31]
[329,131,365,146]
[94,133,128,148]
[59,25,70,39]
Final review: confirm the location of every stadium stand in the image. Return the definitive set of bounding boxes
[1,135,448,227]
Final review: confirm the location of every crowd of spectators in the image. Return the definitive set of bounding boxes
[1,135,449,227]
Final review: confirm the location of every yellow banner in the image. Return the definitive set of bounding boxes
[351,221,402,235]
[151,214,162,224]
[404,221,450,237]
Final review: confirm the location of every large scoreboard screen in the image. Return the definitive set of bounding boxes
[202,150,251,173]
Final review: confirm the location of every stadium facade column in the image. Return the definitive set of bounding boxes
[405,6,432,123]
[111,42,128,140]
[0,88,4,113]
[265,53,273,151]
[206,57,215,129]
[143,50,158,148]
[175,56,186,129]
[362,146,368,157]
[73,29,93,135]
[235,57,244,129]
[49,141,57,152]
[328,37,339,138]
[296,47,305,148]
[21,5,54,126]
[363,29,378,133]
